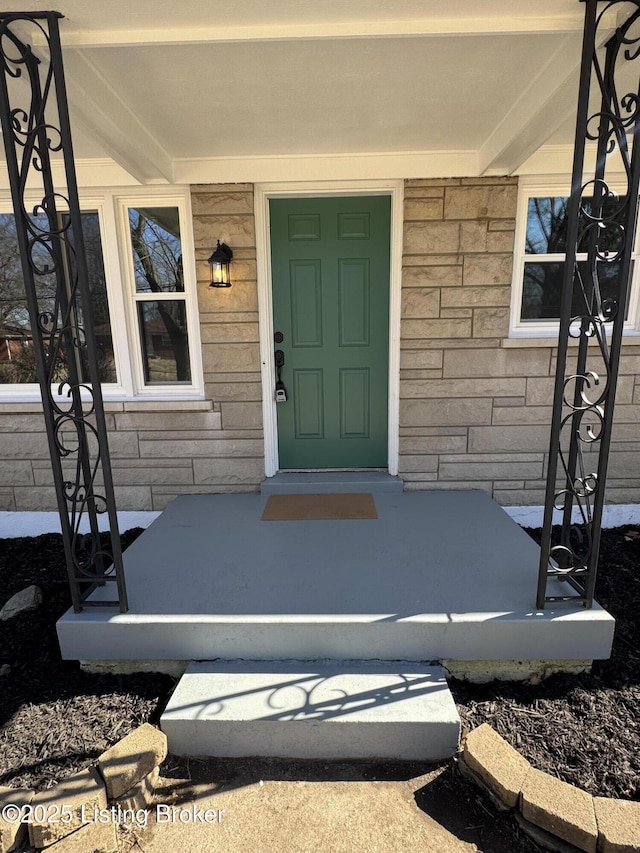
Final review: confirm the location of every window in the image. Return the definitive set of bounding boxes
[0,190,202,399]
[511,182,640,336]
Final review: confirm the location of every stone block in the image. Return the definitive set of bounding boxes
[28,767,107,849]
[201,342,261,374]
[444,348,550,378]
[114,411,221,432]
[594,796,640,852]
[113,767,159,812]
[473,307,510,338]
[0,462,33,486]
[0,433,49,460]
[206,381,263,402]
[460,221,488,253]
[12,487,59,511]
[402,264,462,288]
[200,322,260,344]
[441,286,511,308]
[520,767,597,853]
[0,785,33,853]
[47,821,117,853]
[492,406,552,426]
[140,437,263,460]
[469,425,552,453]
[401,288,440,318]
[400,435,467,454]
[193,457,264,486]
[0,489,15,511]
[0,415,49,433]
[444,185,518,220]
[401,398,492,428]
[608,451,640,479]
[487,230,516,252]
[403,221,460,254]
[112,465,194,487]
[98,723,167,801]
[190,189,253,216]
[220,401,263,430]
[397,455,439,473]
[192,213,255,249]
[403,253,461,267]
[399,350,443,370]
[440,308,472,319]
[402,318,471,340]
[403,198,443,220]
[463,253,514,285]
[440,458,543,482]
[400,377,525,399]
[404,185,446,197]
[197,279,258,313]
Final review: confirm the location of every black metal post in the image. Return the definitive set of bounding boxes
[0,13,127,611]
[537,0,640,608]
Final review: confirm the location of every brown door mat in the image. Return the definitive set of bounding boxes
[261,493,377,521]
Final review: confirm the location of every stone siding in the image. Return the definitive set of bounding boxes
[400,177,640,504]
[0,178,639,510]
[0,184,264,512]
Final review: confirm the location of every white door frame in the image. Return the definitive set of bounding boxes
[255,179,404,477]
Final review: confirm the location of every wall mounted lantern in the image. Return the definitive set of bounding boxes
[208,241,233,288]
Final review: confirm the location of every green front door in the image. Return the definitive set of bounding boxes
[270,195,390,469]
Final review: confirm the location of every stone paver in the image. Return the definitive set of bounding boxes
[126,777,475,853]
[98,724,167,801]
[594,796,640,853]
[48,821,117,853]
[28,767,107,848]
[0,785,33,853]
[113,767,159,812]
[520,768,597,853]
[461,723,530,807]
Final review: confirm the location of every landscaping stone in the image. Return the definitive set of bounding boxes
[461,722,530,807]
[47,821,117,853]
[515,810,587,853]
[0,785,33,853]
[28,767,107,848]
[594,796,640,852]
[98,723,167,801]
[0,585,42,621]
[113,766,159,812]
[520,768,598,853]
[0,665,10,677]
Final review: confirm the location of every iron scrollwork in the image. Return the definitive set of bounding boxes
[0,13,127,611]
[538,0,640,608]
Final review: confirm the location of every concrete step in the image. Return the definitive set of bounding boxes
[160,660,460,761]
[260,471,404,494]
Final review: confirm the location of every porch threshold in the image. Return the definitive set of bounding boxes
[260,471,404,494]
[56,490,615,667]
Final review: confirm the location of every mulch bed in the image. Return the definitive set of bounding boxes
[0,523,638,810]
[0,529,174,792]
[451,525,640,802]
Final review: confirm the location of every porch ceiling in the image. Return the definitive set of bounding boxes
[0,1,619,184]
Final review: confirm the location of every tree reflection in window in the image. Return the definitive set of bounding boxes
[128,207,191,384]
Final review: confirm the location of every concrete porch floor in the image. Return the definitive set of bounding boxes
[56,490,614,666]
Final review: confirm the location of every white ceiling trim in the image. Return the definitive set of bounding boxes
[478,32,583,176]
[62,49,174,184]
[53,16,584,49]
[173,150,480,184]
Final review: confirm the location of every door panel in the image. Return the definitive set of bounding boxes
[270,195,390,469]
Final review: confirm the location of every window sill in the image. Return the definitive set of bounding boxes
[0,396,211,414]
[503,331,640,348]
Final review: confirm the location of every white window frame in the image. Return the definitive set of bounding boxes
[510,176,640,338]
[0,187,203,402]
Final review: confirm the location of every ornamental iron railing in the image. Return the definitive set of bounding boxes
[0,12,127,612]
[538,0,640,608]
